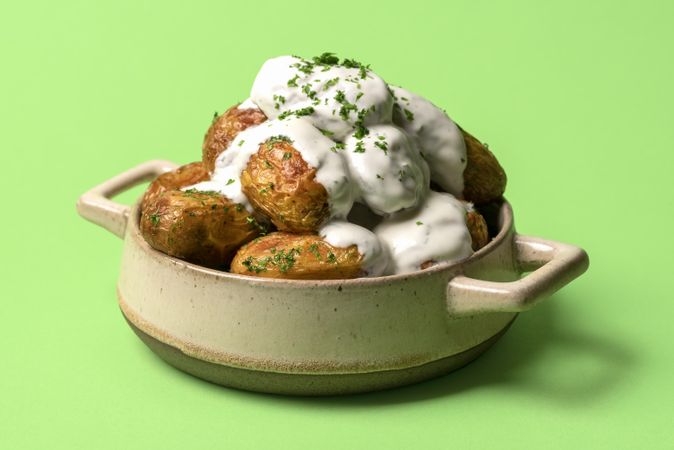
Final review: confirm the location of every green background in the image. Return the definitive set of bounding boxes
[2,1,673,448]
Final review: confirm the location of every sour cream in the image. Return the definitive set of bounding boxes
[342,124,429,215]
[251,56,393,141]
[374,191,473,274]
[390,86,466,197]
[319,220,389,276]
[187,54,478,277]
[237,98,258,109]
[187,117,354,218]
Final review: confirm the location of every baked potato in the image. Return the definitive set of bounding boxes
[140,189,269,269]
[203,104,267,173]
[466,208,490,251]
[141,161,209,212]
[240,138,330,233]
[230,232,363,279]
[460,128,507,205]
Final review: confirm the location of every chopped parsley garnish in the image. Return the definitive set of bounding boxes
[352,108,370,139]
[295,106,315,117]
[291,60,315,75]
[376,174,384,180]
[319,128,335,137]
[242,247,303,274]
[183,188,219,197]
[374,139,388,154]
[273,94,286,110]
[235,204,244,212]
[330,142,346,152]
[212,111,219,123]
[265,135,293,149]
[354,140,366,153]
[237,139,245,147]
[404,108,415,121]
[264,160,273,169]
[416,221,423,226]
[301,83,320,105]
[278,106,315,120]
[323,77,340,90]
[242,256,271,274]
[338,103,358,121]
[287,75,300,87]
[327,252,337,264]
[283,151,292,160]
[246,216,269,235]
[308,243,321,259]
[149,214,161,226]
[226,178,235,185]
[312,52,340,65]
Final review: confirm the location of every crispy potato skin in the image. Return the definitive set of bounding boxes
[140,190,268,269]
[231,232,363,280]
[202,104,267,173]
[141,162,209,212]
[466,209,490,251]
[460,128,507,204]
[241,140,330,233]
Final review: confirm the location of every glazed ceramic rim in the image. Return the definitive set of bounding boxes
[128,198,513,287]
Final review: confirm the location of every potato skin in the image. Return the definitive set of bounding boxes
[466,209,489,251]
[203,104,267,173]
[460,128,507,204]
[231,232,363,280]
[141,162,209,212]
[140,190,268,269]
[240,139,330,233]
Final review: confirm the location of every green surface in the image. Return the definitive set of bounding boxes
[2,1,673,449]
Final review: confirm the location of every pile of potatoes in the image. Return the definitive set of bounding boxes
[140,104,506,279]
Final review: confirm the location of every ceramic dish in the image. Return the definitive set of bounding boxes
[77,160,589,395]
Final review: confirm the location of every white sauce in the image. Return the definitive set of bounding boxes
[342,124,430,215]
[319,220,389,276]
[186,117,354,218]
[187,55,479,276]
[374,191,473,274]
[237,98,258,109]
[390,86,466,197]
[251,56,393,141]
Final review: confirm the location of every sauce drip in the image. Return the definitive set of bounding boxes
[319,220,389,277]
[374,191,473,274]
[390,85,466,197]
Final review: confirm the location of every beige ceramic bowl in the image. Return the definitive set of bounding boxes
[77,160,589,395]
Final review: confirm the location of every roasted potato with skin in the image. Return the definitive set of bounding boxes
[460,127,507,205]
[231,232,363,279]
[466,208,490,251]
[141,162,209,212]
[203,104,267,173]
[240,138,330,233]
[141,190,269,269]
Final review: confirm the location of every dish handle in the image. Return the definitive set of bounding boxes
[76,160,178,239]
[446,235,589,315]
